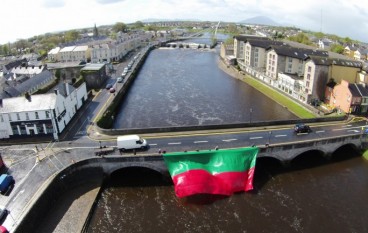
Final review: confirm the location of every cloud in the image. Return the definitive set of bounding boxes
[96,0,125,4]
[42,0,65,8]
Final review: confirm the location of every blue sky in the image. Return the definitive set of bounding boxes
[1,0,367,44]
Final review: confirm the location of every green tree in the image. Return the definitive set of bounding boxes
[112,22,127,33]
[226,23,239,35]
[287,32,312,45]
[2,44,9,55]
[314,32,325,39]
[133,21,144,29]
[343,37,352,45]
[65,30,80,42]
[330,44,344,54]
[144,25,159,32]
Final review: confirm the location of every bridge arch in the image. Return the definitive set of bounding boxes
[330,143,361,161]
[290,149,326,168]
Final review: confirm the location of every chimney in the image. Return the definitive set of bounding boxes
[54,89,59,95]
[65,82,70,96]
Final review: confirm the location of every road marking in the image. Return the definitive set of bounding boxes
[347,130,360,133]
[222,139,237,142]
[275,135,287,137]
[316,130,325,133]
[12,189,25,202]
[249,137,263,140]
[194,141,208,143]
[333,126,362,131]
[168,142,181,145]
[149,143,158,146]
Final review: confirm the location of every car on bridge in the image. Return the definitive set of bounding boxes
[294,124,311,134]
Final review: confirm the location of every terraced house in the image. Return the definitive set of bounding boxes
[231,35,368,113]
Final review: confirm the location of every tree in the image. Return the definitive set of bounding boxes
[65,30,80,42]
[112,22,127,33]
[343,37,352,45]
[2,44,9,55]
[330,44,344,54]
[314,32,325,39]
[133,21,144,29]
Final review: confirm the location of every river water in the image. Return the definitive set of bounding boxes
[87,148,368,233]
[86,38,368,232]
[113,47,296,129]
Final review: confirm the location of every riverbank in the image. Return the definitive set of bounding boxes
[217,58,316,119]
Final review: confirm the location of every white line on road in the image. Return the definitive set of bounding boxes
[249,137,263,140]
[194,141,208,143]
[222,139,237,142]
[347,130,360,133]
[12,189,25,202]
[149,143,158,146]
[316,130,325,133]
[275,135,287,137]
[168,142,182,145]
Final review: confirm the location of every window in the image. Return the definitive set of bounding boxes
[26,113,29,120]
[46,111,50,118]
[8,114,12,121]
[35,112,39,119]
[0,115,3,122]
[308,66,312,72]
[16,113,20,120]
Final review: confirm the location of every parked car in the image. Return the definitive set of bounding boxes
[0,225,8,233]
[294,124,311,133]
[0,174,14,195]
[0,206,8,223]
[109,87,116,93]
[106,83,113,89]
[117,77,123,83]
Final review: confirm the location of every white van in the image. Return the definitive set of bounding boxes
[117,135,148,151]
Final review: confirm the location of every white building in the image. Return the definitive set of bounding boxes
[59,46,76,62]
[48,47,61,61]
[0,82,88,140]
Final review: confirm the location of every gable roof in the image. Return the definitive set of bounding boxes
[267,46,329,60]
[246,39,286,49]
[234,35,270,42]
[348,83,368,97]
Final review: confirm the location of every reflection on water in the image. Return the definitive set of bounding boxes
[87,147,368,233]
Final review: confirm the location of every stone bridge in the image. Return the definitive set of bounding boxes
[69,134,365,177]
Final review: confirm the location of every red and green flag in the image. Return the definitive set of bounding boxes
[163,147,258,198]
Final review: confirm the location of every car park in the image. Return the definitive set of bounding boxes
[294,124,311,133]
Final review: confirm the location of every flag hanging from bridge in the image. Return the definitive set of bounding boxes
[163,147,258,198]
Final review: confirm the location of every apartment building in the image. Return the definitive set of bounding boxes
[243,39,285,72]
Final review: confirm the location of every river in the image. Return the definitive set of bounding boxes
[86,38,368,233]
[86,148,368,233]
[113,47,296,129]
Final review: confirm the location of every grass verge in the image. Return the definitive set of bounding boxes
[241,75,316,119]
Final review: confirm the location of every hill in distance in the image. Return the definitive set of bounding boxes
[239,16,280,26]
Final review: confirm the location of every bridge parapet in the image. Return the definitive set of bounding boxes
[258,134,363,164]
